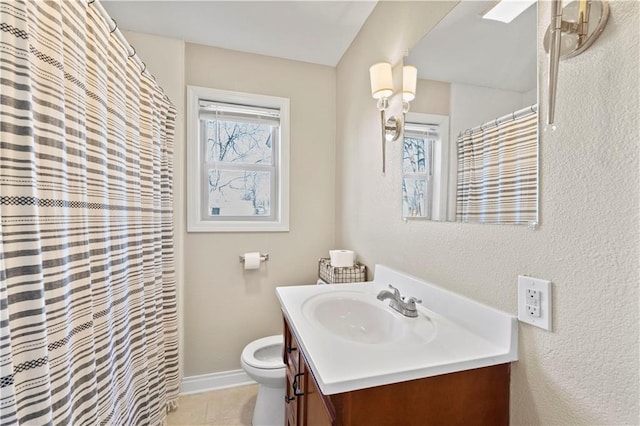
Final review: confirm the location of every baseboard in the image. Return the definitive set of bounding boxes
[181,369,256,395]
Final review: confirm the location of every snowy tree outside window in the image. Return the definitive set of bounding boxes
[204,118,275,217]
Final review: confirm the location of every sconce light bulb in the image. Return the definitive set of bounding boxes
[402,101,410,115]
[376,97,389,112]
[373,89,393,100]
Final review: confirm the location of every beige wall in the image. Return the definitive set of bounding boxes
[184,43,336,376]
[411,78,450,117]
[336,1,638,425]
[123,33,336,377]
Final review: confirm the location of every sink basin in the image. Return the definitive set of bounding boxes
[277,266,518,395]
[301,291,436,345]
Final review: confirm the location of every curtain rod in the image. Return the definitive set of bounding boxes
[88,0,170,102]
[461,104,538,136]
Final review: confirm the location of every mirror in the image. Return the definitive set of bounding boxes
[403,0,538,225]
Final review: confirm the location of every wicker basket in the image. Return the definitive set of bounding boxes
[318,258,367,284]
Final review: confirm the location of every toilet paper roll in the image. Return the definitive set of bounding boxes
[329,250,355,267]
[243,252,261,270]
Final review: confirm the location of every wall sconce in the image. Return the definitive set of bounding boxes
[544,0,609,124]
[369,63,417,173]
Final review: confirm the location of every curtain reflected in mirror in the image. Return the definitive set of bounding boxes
[403,0,538,226]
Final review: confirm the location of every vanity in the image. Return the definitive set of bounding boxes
[276,265,518,426]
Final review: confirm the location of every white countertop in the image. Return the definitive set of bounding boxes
[276,265,518,395]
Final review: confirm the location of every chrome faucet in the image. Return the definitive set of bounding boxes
[376,285,422,318]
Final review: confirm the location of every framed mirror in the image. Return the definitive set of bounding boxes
[403,0,538,225]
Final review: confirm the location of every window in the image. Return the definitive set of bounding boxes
[401,112,450,221]
[402,122,437,218]
[187,86,289,232]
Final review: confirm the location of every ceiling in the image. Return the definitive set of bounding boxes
[101,1,377,66]
[406,0,537,93]
[102,1,536,92]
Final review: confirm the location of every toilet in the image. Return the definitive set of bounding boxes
[240,334,286,426]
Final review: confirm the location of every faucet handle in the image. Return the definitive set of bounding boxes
[406,297,422,307]
[388,284,400,297]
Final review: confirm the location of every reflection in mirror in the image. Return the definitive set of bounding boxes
[402,113,449,221]
[403,0,538,225]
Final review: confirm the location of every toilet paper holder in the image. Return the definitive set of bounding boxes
[239,253,270,263]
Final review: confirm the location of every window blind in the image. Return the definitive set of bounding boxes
[199,100,280,124]
[404,122,438,138]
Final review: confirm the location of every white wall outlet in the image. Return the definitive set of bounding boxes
[526,304,540,317]
[526,288,540,301]
[518,275,552,330]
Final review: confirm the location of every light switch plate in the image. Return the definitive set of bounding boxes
[517,275,552,331]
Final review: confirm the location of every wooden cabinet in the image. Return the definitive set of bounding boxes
[283,316,511,426]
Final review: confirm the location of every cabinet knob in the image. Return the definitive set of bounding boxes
[285,395,295,403]
[286,345,297,354]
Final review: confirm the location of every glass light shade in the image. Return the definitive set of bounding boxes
[369,62,393,99]
[402,65,417,102]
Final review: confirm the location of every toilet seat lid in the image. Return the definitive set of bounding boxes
[242,334,285,370]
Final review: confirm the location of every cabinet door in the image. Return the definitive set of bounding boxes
[285,371,298,426]
[284,317,305,426]
[300,355,334,426]
[283,318,299,374]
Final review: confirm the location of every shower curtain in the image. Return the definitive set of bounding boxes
[0,1,179,424]
[456,108,538,225]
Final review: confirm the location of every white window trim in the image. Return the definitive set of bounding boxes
[187,85,290,232]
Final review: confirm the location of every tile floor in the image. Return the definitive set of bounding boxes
[166,384,258,426]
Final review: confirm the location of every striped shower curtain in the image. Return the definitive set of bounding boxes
[1,1,179,424]
[456,108,538,225]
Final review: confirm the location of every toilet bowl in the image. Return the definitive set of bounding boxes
[240,334,286,426]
